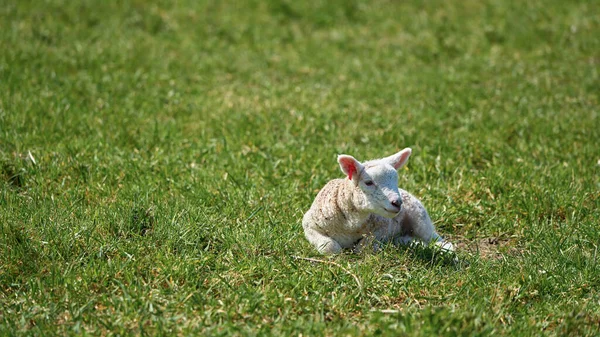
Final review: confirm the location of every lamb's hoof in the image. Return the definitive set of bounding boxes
[434,240,454,253]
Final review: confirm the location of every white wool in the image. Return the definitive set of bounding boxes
[302,148,454,255]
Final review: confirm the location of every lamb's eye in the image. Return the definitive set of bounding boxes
[365,180,374,186]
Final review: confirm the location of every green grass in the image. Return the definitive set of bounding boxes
[1,0,599,335]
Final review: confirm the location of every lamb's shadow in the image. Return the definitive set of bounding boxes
[377,242,469,268]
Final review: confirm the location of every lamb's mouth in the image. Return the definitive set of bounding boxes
[383,207,401,216]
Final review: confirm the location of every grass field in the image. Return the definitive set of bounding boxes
[1,0,599,335]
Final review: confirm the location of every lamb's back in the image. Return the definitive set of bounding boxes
[302,179,348,230]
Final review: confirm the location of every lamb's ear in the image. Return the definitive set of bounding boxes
[385,148,412,170]
[338,155,364,181]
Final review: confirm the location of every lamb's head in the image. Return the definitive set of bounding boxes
[337,148,412,218]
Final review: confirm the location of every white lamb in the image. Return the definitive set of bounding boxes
[302,148,454,255]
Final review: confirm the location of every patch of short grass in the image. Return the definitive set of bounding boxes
[1,0,599,335]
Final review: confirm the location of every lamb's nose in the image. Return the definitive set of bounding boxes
[391,199,402,209]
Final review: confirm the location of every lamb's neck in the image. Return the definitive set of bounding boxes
[337,179,371,226]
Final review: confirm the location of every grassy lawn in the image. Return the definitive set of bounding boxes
[1,0,599,335]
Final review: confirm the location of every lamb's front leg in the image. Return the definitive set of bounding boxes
[396,192,454,252]
[353,235,381,253]
[303,226,343,255]
[394,230,454,252]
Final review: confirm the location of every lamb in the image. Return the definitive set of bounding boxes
[302,148,454,255]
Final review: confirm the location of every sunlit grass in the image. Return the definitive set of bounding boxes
[1,0,599,335]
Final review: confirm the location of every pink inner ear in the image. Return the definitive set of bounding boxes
[339,157,357,180]
[348,166,355,180]
[394,150,412,169]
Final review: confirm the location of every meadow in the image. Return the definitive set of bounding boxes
[1,0,599,335]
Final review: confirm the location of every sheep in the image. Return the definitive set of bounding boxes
[302,148,454,255]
